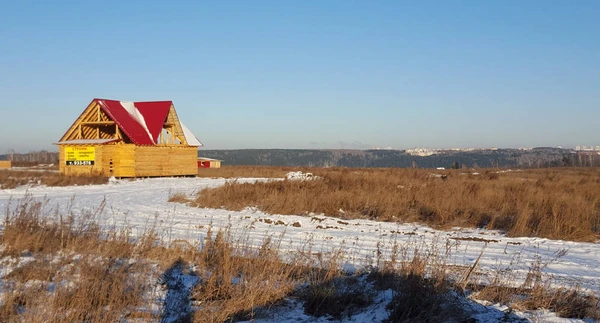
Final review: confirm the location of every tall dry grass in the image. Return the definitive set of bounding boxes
[197,165,299,179]
[0,197,158,322]
[189,230,304,322]
[194,167,600,241]
[0,198,321,322]
[0,169,108,189]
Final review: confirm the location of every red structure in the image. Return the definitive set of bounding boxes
[198,157,222,168]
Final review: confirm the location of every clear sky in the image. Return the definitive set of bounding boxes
[0,1,598,153]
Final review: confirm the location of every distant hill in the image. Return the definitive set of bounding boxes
[198,148,586,168]
[1,147,594,169]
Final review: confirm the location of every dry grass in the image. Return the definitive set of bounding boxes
[0,258,154,322]
[197,165,299,179]
[0,169,108,189]
[189,230,304,322]
[0,199,305,322]
[167,191,191,204]
[0,197,157,322]
[193,167,600,242]
[385,274,461,322]
[2,199,599,321]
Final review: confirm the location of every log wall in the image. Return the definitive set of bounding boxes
[135,146,198,177]
[59,144,198,177]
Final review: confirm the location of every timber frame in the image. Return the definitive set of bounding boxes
[59,100,189,145]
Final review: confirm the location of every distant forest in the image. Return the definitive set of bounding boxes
[198,148,598,169]
[1,150,58,166]
[2,147,599,169]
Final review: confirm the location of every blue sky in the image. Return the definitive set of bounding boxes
[0,1,598,152]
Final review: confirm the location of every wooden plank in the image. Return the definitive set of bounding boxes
[103,144,134,177]
[61,102,123,142]
[81,121,116,125]
[164,106,187,145]
[0,161,11,169]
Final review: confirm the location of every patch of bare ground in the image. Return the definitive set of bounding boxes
[193,167,600,242]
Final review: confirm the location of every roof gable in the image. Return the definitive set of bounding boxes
[133,101,173,142]
[58,98,202,147]
[96,99,171,145]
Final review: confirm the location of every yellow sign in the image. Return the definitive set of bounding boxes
[65,146,95,166]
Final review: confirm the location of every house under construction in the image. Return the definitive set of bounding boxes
[56,98,203,177]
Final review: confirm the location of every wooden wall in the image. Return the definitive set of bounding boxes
[135,146,198,177]
[0,161,11,169]
[107,145,135,177]
[59,144,198,177]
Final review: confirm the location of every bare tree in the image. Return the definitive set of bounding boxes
[6,149,15,161]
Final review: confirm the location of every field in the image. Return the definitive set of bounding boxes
[196,167,600,242]
[1,166,599,322]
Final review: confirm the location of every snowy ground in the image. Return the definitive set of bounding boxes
[1,177,599,322]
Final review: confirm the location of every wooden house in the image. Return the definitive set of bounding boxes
[56,99,203,177]
[198,157,222,169]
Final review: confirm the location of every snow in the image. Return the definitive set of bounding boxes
[1,177,599,321]
[236,289,393,323]
[0,254,35,279]
[285,171,319,180]
[159,261,199,323]
[180,121,203,147]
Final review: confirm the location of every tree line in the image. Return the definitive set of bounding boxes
[1,149,59,166]
[2,147,597,169]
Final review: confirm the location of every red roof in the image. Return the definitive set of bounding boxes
[95,99,172,145]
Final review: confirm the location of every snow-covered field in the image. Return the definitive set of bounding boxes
[1,177,599,322]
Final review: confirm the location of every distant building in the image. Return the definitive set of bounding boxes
[575,145,599,151]
[198,157,222,169]
[406,148,438,156]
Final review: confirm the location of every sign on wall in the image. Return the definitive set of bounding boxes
[65,146,95,166]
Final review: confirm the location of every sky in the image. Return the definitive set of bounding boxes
[0,1,598,153]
